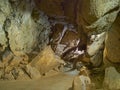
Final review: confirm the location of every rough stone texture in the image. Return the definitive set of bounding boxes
[0,0,11,52]
[25,65,41,79]
[16,68,30,80]
[90,50,103,67]
[30,46,65,75]
[103,67,120,90]
[0,0,51,56]
[80,0,120,35]
[86,32,106,67]
[7,0,51,56]
[4,72,15,80]
[104,15,120,63]
[72,75,92,90]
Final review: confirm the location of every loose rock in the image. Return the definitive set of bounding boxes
[30,46,65,75]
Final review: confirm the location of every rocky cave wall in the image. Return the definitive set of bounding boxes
[34,0,120,66]
[0,0,120,89]
[0,0,52,80]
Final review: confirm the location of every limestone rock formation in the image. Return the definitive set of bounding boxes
[104,15,120,63]
[7,0,51,56]
[30,46,65,75]
[103,67,120,90]
[0,0,11,52]
[0,0,51,56]
[81,0,120,35]
[87,32,106,56]
[87,32,106,67]
[80,0,120,67]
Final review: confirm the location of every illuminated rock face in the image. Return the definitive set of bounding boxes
[0,0,51,56]
[0,0,11,52]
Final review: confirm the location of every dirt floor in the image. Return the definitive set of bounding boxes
[0,73,75,90]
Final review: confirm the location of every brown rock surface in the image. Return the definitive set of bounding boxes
[72,75,92,90]
[35,0,81,24]
[104,15,120,63]
[30,46,65,75]
[24,65,41,79]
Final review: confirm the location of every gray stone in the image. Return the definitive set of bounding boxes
[7,0,51,56]
[87,32,106,56]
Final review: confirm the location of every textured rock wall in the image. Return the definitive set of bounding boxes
[80,0,120,35]
[0,0,51,56]
[33,0,120,68]
[0,0,52,80]
[104,15,120,63]
[80,0,120,66]
[0,0,11,52]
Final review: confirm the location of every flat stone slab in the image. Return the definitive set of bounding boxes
[0,73,74,90]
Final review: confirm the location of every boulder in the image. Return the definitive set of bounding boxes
[87,32,106,56]
[0,0,11,52]
[87,32,105,67]
[24,65,41,79]
[4,56,22,73]
[72,75,92,90]
[30,46,65,75]
[90,50,103,67]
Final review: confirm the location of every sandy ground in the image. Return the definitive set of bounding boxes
[0,73,74,90]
